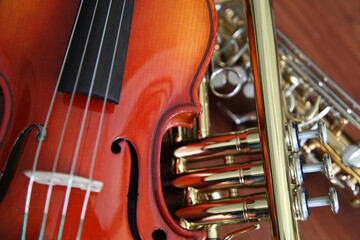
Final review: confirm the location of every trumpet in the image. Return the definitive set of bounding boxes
[160,0,360,239]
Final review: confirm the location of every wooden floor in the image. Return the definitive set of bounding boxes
[218,0,360,239]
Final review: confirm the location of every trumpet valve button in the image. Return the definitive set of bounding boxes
[307,187,339,214]
[297,121,327,145]
[287,121,328,153]
[294,187,339,221]
[286,121,300,152]
[290,153,333,185]
[302,153,333,179]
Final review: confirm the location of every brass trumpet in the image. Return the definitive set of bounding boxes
[160,0,360,239]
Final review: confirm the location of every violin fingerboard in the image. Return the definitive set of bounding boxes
[58,0,134,104]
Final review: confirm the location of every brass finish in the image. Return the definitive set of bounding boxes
[173,160,264,189]
[206,224,219,239]
[176,193,268,228]
[199,77,211,138]
[186,187,243,205]
[186,186,258,205]
[174,129,260,160]
[244,0,299,239]
[160,0,356,238]
[278,30,360,205]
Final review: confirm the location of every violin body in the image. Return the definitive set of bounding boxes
[0,0,216,239]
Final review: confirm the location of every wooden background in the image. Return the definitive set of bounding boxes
[274,1,360,239]
[219,0,360,239]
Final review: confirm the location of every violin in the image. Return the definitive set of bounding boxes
[0,0,217,239]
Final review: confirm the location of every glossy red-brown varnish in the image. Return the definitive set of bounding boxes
[0,0,217,239]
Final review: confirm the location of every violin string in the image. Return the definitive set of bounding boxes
[20,1,86,239]
[76,1,127,238]
[57,0,114,239]
[38,0,98,238]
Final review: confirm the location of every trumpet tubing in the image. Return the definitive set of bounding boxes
[160,0,360,239]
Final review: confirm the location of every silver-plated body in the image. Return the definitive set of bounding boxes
[277,31,360,130]
[341,144,360,168]
[209,67,245,98]
[278,31,360,204]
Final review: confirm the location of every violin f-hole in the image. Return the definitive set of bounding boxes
[0,73,13,148]
[0,124,46,202]
[113,137,141,239]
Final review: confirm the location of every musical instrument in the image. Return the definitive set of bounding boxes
[159,0,360,239]
[0,0,359,240]
[0,0,217,239]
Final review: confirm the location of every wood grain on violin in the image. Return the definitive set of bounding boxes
[0,0,217,239]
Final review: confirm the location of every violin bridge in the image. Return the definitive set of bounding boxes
[23,171,103,193]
